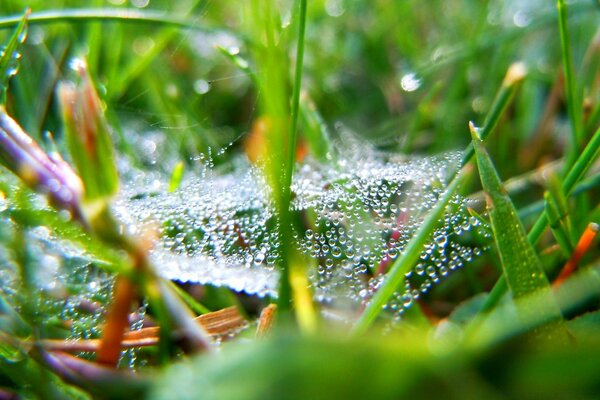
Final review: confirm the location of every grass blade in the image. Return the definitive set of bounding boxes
[470,123,564,327]
[352,168,470,336]
[459,62,527,167]
[557,0,583,157]
[0,8,29,105]
[482,123,600,312]
[0,8,230,35]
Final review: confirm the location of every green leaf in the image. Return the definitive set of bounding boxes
[470,123,564,327]
[544,191,573,258]
[0,8,29,105]
[168,161,185,192]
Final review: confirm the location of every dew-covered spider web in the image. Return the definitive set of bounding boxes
[115,132,488,317]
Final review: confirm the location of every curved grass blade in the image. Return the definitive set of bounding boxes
[0,8,231,35]
[470,124,565,331]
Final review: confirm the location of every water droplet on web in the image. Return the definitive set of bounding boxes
[109,131,489,315]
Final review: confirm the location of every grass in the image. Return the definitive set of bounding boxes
[1,0,600,399]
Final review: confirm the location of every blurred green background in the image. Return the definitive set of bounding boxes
[1,0,598,173]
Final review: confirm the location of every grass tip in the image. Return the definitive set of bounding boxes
[503,62,527,87]
[468,121,481,140]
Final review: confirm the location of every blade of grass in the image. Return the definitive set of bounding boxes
[470,124,566,335]
[352,62,527,335]
[0,8,29,105]
[299,94,331,163]
[352,168,470,336]
[0,8,232,35]
[246,0,293,315]
[481,123,600,312]
[109,0,205,99]
[281,0,315,328]
[285,0,307,190]
[167,280,210,315]
[59,59,119,204]
[460,63,527,167]
[546,174,575,252]
[557,0,584,158]
[168,161,185,193]
[544,191,574,258]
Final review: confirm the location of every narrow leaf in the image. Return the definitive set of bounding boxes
[299,95,331,162]
[352,168,469,335]
[470,123,564,327]
[168,161,185,192]
[0,8,29,105]
[544,191,573,258]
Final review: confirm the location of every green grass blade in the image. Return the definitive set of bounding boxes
[352,62,528,334]
[557,0,583,156]
[299,95,331,163]
[460,63,527,167]
[470,123,563,325]
[216,45,253,79]
[0,8,231,35]
[245,0,294,314]
[352,168,470,336]
[480,92,600,315]
[285,0,307,192]
[544,175,575,257]
[166,280,210,315]
[168,161,185,192]
[0,8,28,105]
[544,191,574,257]
[561,124,600,194]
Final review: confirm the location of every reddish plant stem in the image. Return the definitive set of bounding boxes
[553,222,599,288]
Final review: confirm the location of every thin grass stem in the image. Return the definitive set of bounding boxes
[557,0,583,157]
[0,8,234,36]
[352,168,470,336]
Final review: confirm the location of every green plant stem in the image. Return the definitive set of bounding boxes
[460,63,526,167]
[557,0,583,164]
[286,0,307,189]
[277,0,308,314]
